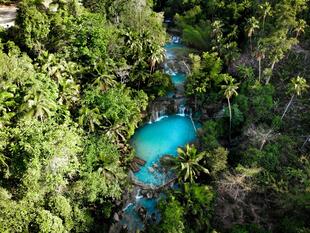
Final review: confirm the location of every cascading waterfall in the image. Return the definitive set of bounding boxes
[135,189,143,200]
[177,105,186,116]
[149,107,168,123]
[119,34,199,232]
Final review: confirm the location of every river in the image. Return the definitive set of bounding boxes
[119,35,198,232]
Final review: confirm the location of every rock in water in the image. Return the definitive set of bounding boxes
[146,191,153,199]
[148,167,155,173]
[113,213,120,222]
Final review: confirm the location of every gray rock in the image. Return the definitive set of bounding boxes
[148,167,155,173]
[113,213,120,222]
[137,206,147,220]
[146,191,153,199]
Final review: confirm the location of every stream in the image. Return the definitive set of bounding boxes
[119,35,198,232]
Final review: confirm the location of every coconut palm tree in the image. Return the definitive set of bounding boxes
[149,44,165,73]
[245,17,259,52]
[221,75,239,142]
[294,19,307,38]
[58,77,80,107]
[255,44,266,82]
[0,153,9,178]
[281,76,309,120]
[259,2,272,31]
[211,20,224,41]
[0,90,16,128]
[92,73,117,90]
[20,87,57,121]
[237,65,254,80]
[78,107,102,132]
[172,144,209,183]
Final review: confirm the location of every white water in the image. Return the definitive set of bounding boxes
[123,203,134,211]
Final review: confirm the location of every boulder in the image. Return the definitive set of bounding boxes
[148,167,155,173]
[146,191,153,199]
[113,213,120,222]
[151,213,157,222]
[137,206,147,220]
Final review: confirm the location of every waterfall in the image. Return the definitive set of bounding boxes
[149,107,168,123]
[164,63,176,76]
[135,189,143,200]
[123,203,133,211]
[172,36,181,44]
[177,105,186,117]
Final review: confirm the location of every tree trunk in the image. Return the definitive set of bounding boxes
[281,94,295,120]
[250,36,253,52]
[258,57,262,82]
[271,61,276,71]
[227,97,232,143]
[265,61,276,84]
[301,135,310,150]
[259,129,272,150]
[263,17,265,32]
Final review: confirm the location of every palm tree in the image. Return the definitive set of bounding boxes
[20,88,57,121]
[281,76,309,120]
[58,77,80,107]
[245,125,277,150]
[294,19,307,38]
[221,75,239,142]
[245,17,259,52]
[149,45,165,73]
[237,65,254,80]
[0,153,9,178]
[259,2,272,31]
[78,107,102,132]
[92,74,117,90]
[0,90,16,127]
[211,20,224,53]
[172,144,209,183]
[255,44,266,82]
[222,41,240,66]
[211,20,224,41]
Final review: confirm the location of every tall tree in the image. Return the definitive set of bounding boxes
[221,75,239,142]
[281,76,309,120]
[78,107,102,132]
[20,80,58,121]
[149,44,165,73]
[259,2,272,31]
[255,44,266,82]
[294,19,307,38]
[245,17,259,52]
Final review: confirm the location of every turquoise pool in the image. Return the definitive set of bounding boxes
[131,115,197,186]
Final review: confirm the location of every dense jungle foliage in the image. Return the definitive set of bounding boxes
[0,0,309,232]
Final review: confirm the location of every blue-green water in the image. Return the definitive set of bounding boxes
[131,115,197,186]
[121,36,195,231]
[121,192,163,232]
[164,42,185,60]
[171,73,186,86]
